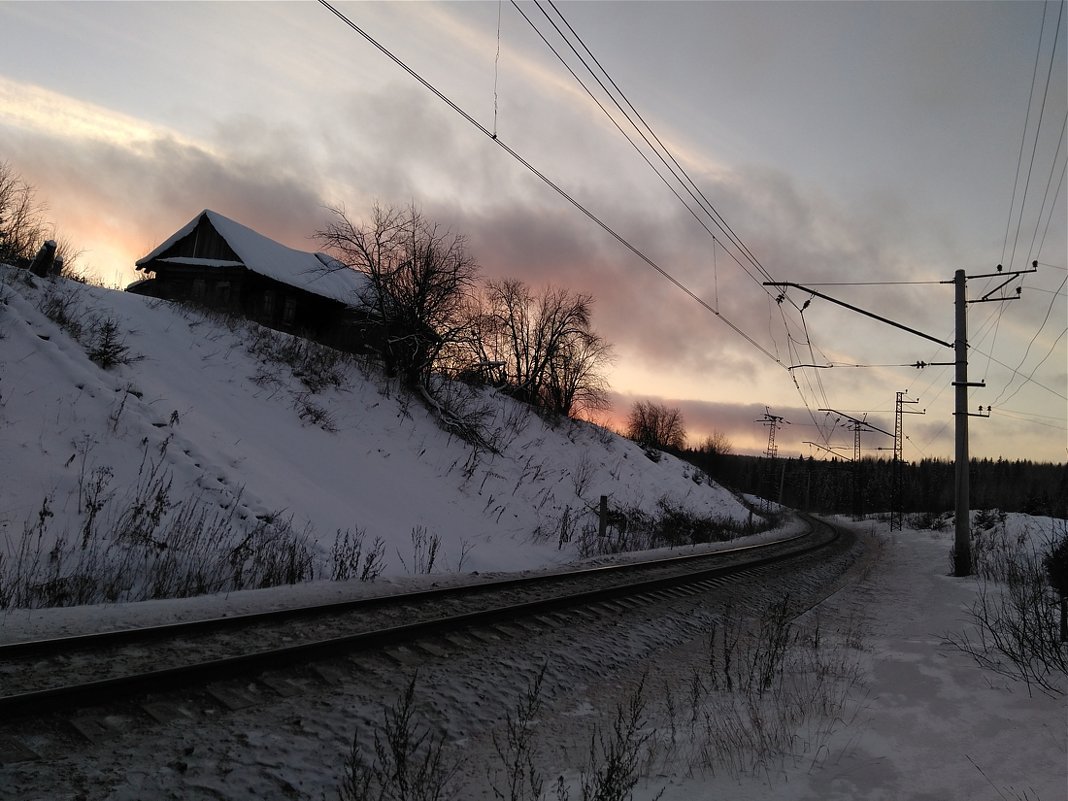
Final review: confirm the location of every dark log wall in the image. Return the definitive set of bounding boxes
[158,216,241,262]
[129,266,372,356]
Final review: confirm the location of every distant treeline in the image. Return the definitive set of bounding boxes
[680,451,1068,520]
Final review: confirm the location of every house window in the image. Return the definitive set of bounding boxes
[191,278,206,301]
[262,290,276,317]
[215,281,231,306]
[282,296,297,325]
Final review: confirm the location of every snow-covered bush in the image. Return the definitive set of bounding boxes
[946,517,1068,697]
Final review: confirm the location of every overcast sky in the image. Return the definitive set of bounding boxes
[2,1,1065,462]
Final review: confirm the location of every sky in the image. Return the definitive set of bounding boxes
[1,0,1065,462]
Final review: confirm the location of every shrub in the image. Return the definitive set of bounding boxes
[490,665,548,801]
[35,283,142,369]
[87,316,137,369]
[0,441,323,609]
[910,510,951,531]
[946,530,1068,697]
[1045,528,1068,642]
[338,674,463,801]
[398,526,441,575]
[563,678,661,801]
[332,527,387,582]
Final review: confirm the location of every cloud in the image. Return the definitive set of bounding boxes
[0,76,209,156]
[1,80,335,278]
[0,51,1059,462]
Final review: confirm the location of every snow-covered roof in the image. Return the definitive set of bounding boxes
[158,257,245,268]
[136,210,366,305]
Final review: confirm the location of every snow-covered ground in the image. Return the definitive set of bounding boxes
[2,517,1063,799]
[1,267,1064,799]
[638,516,1067,801]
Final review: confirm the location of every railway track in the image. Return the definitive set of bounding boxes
[0,514,851,727]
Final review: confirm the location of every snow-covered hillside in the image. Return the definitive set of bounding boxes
[0,265,756,607]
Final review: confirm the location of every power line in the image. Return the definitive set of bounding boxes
[1036,155,1067,264]
[973,337,1068,403]
[994,407,1068,429]
[523,0,841,427]
[800,280,945,286]
[997,405,1068,421]
[493,0,502,137]
[992,325,1068,408]
[537,0,775,286]
[509,1,764,288]
[1007,0,1065,273]
[1026,109,1067,262]
[1001,0,1050,269]
[317,0,1064,461]
[513,0,825,391]
[315,0,786,367]
[988,0,1066,384]
[991,273,1067,405]
[517,0,844,436]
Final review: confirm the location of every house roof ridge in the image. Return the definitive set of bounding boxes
[136,209,367,306]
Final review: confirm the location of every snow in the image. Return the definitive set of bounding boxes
[639,517,1067,801]
[3,518,1063,799]
[157,257,245,268]
[0,264,754,617]
[134,210,367,305]
[0,266,1064,799]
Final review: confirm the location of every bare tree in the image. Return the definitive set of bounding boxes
[697,430,733,457]
[318,203,479,389]
[0,161,48,265]
[626,400,687,451]
[543,329,613,418]
[0,162,80,275]
[474,279,613,417]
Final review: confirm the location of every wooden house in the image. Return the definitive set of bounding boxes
[128,210,370,352]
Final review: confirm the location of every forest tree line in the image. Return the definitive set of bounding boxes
[681,449,1068,520]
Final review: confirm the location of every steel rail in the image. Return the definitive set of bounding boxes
[0,516,845,720]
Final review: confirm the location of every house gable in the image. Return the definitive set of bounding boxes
[155,214,242,263]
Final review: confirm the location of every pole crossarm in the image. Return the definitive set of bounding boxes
[948,261,1038,282]
[763,282,953,348]
[940,262,1038,302]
